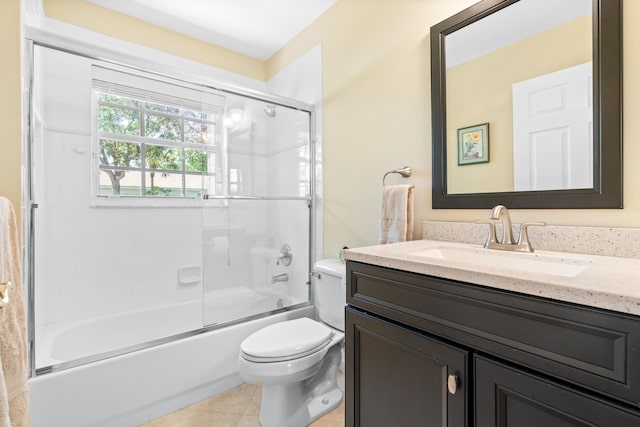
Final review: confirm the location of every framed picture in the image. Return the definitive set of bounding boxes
[457,123,489,165]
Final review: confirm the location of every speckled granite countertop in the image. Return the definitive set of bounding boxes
[344,240,640,316]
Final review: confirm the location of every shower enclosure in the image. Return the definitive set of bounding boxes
[28,44,316,374]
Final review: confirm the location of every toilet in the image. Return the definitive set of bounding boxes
[237,259,346,427]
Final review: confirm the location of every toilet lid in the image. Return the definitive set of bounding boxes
[240,317,333,359]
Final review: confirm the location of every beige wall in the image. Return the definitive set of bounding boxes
[42,0,266,81]
[446,15,591,194]
[267,0,478,257]
[0,0,22,231]
[267,0,640,258]
[4,0,640,259]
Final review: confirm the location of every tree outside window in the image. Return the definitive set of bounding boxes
[96,93,216,198]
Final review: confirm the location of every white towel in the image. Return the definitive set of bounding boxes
[0,197,29,427]
[378,185,414,244]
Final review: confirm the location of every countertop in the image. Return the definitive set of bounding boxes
[344,240,640,316]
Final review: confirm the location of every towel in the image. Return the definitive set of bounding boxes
[378,185,414,244]
[0,197,29,427]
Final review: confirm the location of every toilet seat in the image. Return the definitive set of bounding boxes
[240,317,333,362]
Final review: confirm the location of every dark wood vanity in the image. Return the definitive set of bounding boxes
[345,261,640,426]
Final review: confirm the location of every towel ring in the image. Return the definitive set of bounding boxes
[382,166,412,186]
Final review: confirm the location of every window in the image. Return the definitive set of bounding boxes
[93,67,224,202]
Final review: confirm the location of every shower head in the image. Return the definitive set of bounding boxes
[264,104,277,117]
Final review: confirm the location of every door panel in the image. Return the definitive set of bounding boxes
[513,62,593,191]
[475,355,640,427]
[346,307,468,427]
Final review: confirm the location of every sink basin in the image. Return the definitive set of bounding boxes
[409,245,592,278]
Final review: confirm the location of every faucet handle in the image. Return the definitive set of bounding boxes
[276,244,292,266]
[517,222,546,252]
[474,220,498,248]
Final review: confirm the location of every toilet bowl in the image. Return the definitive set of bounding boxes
[237,259,346,427]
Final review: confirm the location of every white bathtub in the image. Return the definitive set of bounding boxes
[30,304,314,427]
[204,286,297,325]
[36,288,298,368]
[36,300,203,368]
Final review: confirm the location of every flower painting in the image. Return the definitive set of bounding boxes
[457,123,489,165]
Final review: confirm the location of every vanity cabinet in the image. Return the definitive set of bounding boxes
[346,308,468,427]
[345,261,640,427]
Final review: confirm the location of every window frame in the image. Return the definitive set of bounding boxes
[91,69,222,208]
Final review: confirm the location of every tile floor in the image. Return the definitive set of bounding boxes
[140,377,345,427]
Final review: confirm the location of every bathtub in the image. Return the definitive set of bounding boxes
[30,303,313,427]
[36,288,297,368]
[204,286,298,325]
[36,300,203,368]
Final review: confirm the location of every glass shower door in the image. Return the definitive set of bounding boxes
[202,94,312,326]
[29,44,315,373]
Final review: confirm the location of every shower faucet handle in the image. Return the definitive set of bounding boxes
[276,244,292,266]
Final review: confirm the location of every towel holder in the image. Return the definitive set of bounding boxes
[382,166,412,186]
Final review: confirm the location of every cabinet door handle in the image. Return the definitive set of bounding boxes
[447,374,458,395]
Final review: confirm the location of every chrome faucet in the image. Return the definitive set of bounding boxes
[271,273,289,284]
[490,204,515,245]
[477,205,545,253]
[276,244,292,266]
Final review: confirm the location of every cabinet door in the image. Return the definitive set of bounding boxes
[475,355,640,427]
[346,307,469,427]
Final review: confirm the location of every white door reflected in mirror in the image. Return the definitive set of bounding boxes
[512,62,593,191]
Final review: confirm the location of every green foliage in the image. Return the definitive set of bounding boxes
[97,92,215,197]
[146,186,172,196]
[99,140,140,167]
[146,145,180,171]
[145,113,181,141]
[98,104,140,135]
[186,150,209,173]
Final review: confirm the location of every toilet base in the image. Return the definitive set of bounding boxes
[307,387,342,421]
[258,344,343,427]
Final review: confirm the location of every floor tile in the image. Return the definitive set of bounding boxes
[235,414,262,427]
[141,380,344,427]
[198,383,259,415]
[244,386,262,416]
[144,410,241,427]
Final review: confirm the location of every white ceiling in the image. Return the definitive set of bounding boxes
[86,0,337,60]
[446,0,591,68]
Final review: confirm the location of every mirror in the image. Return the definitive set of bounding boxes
[431,0,622,209]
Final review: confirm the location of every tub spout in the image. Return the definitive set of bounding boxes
[271,273,289,284]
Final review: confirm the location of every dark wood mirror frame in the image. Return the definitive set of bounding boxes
[431,0,622,209]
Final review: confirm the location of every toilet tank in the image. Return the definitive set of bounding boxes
[313,259,346,331]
